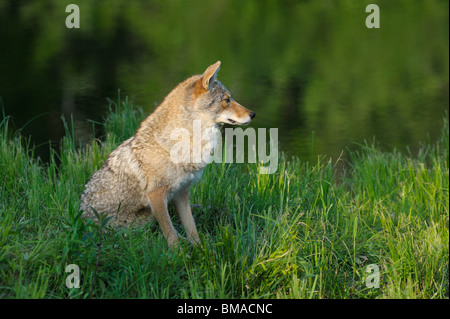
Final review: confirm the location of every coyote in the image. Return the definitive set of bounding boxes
[80,61,255,247]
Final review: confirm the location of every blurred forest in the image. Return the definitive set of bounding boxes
[0,0,448,162]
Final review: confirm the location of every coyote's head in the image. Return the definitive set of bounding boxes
[192,61,256,125]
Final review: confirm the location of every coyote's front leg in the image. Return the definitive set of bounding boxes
[173,188,200,245]
[147,188,179,247]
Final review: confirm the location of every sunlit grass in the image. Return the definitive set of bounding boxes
[0,98,448,299]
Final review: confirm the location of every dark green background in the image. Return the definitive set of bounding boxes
[0,0,448,162]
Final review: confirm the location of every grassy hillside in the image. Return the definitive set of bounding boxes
[0,97,448,298]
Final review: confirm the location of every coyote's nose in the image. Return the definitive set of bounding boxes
[249,111,256,119]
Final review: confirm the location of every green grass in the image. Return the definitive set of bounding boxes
[0,97,448,299]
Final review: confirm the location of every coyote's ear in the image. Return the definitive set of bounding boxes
[202,61,221,90]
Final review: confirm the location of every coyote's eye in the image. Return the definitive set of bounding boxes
[224,97,230,104]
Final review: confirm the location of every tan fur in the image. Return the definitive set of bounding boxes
[193,78,207,99]
[80,61,255,247]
